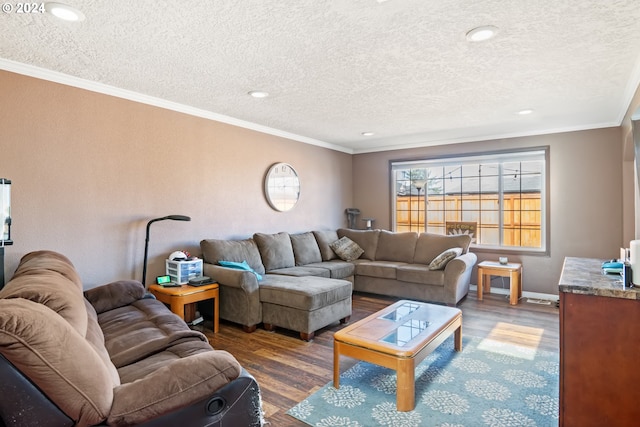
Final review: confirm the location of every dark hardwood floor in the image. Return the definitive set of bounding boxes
[203,291,559,426]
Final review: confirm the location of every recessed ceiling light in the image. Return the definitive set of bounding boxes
[45,2,85,22]
[361,132,375,136]
[517,109,534,115]
[465,25,498,42]
[248,91,269,98]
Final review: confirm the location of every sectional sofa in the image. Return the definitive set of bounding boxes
[200,228,476,340]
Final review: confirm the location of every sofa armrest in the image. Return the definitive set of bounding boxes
[443,252,478,304]
[202,264,259,293]
[83,280,146,314]
[445,252,477,273]
[202,263,262,328]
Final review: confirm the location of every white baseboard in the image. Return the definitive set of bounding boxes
[469,284,558,302]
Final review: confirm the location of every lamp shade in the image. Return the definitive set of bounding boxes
[1,178,11,244]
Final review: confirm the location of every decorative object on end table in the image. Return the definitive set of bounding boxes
[141,215,191,286]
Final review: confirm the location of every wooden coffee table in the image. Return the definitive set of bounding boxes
[149,283,219,333]
[333,299,462,411]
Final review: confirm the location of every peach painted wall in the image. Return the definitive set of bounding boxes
[352,128,624,296]
[0,71,352,287]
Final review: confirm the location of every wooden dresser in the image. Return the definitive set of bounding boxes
[558,257,640,427]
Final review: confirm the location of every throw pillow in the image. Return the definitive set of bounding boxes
[329,236,364,261]
[218,260,263,281]
[428,247,463,270]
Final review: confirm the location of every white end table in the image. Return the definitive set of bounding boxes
[477,261,522,305]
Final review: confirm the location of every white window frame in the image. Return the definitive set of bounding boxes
[390,148,549,254]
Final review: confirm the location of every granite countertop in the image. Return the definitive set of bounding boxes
[559,257,640,300]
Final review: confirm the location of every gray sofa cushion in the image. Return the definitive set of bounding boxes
[253,232,295,271]
[313,230,340,261]
[396,264,446,286]
[374,230,418,262]
[259,276,352,311]
[337,228,381,260]
[355,260,406,279]
[413,232,472,264]
[200,238,266,275]
[290,232,323,265]
[305,261,355,279]
[268,266,330,278]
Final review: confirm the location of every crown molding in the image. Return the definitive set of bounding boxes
[0,59,353,155]
[352,121,621,154]
[2,57,633,156]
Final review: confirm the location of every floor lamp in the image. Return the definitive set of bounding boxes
[142,215,190,286]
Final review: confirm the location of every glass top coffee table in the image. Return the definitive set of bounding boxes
[333,299,462,411]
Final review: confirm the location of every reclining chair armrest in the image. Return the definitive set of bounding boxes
[137,369,262,427]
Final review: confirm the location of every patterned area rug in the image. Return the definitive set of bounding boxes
[287,336,558,427]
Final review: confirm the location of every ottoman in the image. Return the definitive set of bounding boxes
[259,275,352,340]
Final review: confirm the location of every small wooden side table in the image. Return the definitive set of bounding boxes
[149,283,219,333]
[477,261,522,305]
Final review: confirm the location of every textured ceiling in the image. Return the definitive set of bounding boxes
[2,0,640,153]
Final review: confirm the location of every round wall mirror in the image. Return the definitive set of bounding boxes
[264,162,300,211]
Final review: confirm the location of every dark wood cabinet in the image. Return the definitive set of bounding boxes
[559,291,640,426]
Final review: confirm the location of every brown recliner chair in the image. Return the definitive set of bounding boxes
[0,250,263,426]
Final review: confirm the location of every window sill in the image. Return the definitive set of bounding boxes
[470,244,549,257]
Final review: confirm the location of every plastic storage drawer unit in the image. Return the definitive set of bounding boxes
[166,259,203,284]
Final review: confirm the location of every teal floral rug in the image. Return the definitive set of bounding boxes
[287,336,558,426]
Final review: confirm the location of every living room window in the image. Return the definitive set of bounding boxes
[391,148,548,253]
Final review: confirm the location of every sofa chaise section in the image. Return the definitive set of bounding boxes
[201,234,353,340]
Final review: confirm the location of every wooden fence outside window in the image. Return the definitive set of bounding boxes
[395,192,541,248]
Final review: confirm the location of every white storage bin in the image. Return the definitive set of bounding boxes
[165,258,203,284]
